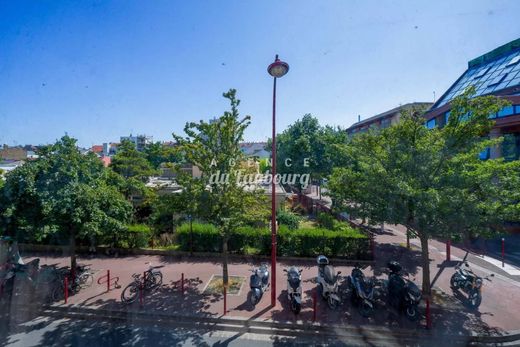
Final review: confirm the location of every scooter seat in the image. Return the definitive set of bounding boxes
[250,274,261,289]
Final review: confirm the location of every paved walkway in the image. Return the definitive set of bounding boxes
[371,222,520,331]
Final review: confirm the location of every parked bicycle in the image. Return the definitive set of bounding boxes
[50,265,95,301]
[121,263,163,304]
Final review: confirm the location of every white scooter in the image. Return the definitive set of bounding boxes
[316,255,342,309]
[284,267,302,314]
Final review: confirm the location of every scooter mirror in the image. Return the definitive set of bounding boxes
[337,271,342,275]
[283,269,287,273]
[465,263,469,267]
[490,273,495,277]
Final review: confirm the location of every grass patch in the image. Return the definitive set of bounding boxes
[204,275,245,295]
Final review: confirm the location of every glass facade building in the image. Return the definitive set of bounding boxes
[425,38,520,160]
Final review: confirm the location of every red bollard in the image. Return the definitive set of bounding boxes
[139,282,144,306]
[223,286,227,316]
[313,288,317,322]
[426,298,432,329]
[107,270,111,293]
[502,238,505,268]
[64,276,69,304]
[181,273,184,295]
[446,239,451,262]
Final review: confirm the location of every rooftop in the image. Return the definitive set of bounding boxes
[347,102,433,130]
[432,38,520,110]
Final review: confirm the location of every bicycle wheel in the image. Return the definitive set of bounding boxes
[51,283,64,302]
[121,282,139,303]
[146,271,162,290]
[77,273,94,289]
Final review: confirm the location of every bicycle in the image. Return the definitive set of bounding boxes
[121,263,163,304]
[50,265,94,301]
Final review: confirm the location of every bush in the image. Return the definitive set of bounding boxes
[123,224,152,248]
[176,222,220,252]
[176,222,369,259]
[277,210,301,230]
[317,212,335,230]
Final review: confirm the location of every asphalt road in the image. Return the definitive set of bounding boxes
[1,315,354,347]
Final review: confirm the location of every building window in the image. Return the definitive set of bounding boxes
[515,105,520,114]
[506,55,520,67]
[426,118,436,129]
[444,112,451,124]
[502,133,520,162]
[381,118,391,128]
[487,73,507,87]
[497,105,514,118]
[479,147,490,160]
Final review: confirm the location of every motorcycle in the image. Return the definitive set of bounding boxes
[284,267,302,314]
[316,255,342,309]
[450,262,493,309]
[348,265,376,317]
[249,263,269,306]
[383,261,422,321]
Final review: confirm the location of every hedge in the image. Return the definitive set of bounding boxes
[176,222,370,259]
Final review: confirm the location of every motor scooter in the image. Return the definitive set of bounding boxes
[284,267,302,314]
[316,255,341,309]
[249,263,269,306]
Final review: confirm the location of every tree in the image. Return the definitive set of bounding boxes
[173,89,267,287]
[272,114,347,192]
[144,141,181,169]
[110,140,156,182]
[0,136,132,271]
[328,88,520,295]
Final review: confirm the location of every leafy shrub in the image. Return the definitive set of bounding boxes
[317,212,335,230]
[276,210,301,230]
[176,222,369,259]
[123,224,152,248]
[176,222,220,252]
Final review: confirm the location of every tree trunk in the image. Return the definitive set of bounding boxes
[222,235,229,289]
[419,234,431,296]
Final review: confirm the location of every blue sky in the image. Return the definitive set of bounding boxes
[1,0,519,147]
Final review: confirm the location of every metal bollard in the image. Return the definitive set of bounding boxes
[446,239,451,262]
[223,286,227,316]
[426,298,432,329]
[313,288,317,322]
[107,270,111,293]
[139,282,144,306]
[181,273,184,295]
[64,276,69,304]
[502,238,505,268]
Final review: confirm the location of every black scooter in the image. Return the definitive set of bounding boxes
[284,267,302,314]
[384,261,422,321]
[249,263,269,306]
[348,265,376,317]
[450,262,493,309]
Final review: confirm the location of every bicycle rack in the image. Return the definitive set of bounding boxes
[97,269,120,293]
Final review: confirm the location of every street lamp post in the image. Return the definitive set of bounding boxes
[267,54,289,307]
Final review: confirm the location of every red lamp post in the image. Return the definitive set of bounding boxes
[267,54,289,307]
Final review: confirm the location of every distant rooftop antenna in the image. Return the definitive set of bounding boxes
[358,115,361,122]
[433,91,436,103]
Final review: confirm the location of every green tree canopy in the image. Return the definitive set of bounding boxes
[271,114,347,189]
[0,136,132,270]
[173,89,269,285]
[329,88,520,294]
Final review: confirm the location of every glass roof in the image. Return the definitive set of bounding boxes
[433,43,520,109]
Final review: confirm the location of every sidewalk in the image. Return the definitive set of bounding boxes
[11,249,513,343]
[370,222,520,332]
